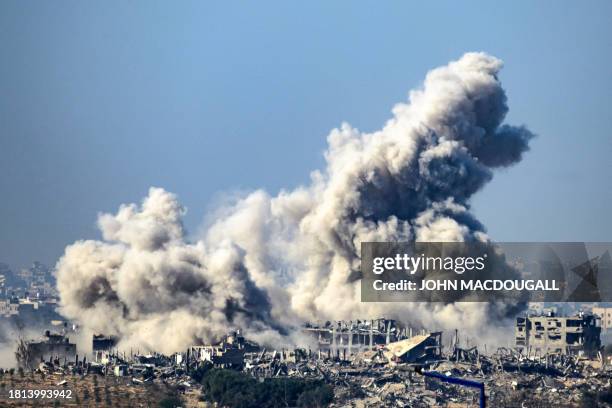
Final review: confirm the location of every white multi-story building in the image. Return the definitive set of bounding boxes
[592,306,612,331]
[0,299,19,317]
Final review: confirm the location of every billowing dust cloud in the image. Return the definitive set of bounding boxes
[56,52,534,354]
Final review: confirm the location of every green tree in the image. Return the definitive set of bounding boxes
[158,395,183,408]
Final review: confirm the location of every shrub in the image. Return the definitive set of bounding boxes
[199,368,333,408]
[189,362,213,383]
[297,384,334,408]
[158,395,183,408]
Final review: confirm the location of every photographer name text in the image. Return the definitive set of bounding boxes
[372,279,560,292]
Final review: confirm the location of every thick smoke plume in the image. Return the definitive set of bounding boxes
[56,52,534,353]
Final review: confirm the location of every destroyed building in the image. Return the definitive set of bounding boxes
[189,331,258,369]
[383,332,442,365]
[15,330,77,369]
[515,312,601,357]
[6,323,612,407]
[303,318,415,354]
[92,333,118,351]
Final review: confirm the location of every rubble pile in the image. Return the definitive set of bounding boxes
[239,341,612,407]
[4,329,611,407]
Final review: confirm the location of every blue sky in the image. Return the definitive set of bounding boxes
[0,1,610,269]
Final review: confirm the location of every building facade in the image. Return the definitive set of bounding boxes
[592,306,612,331]
[515,313,601,357]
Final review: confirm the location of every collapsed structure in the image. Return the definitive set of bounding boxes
[5,323,609,407]
[15,331,76,370]
[189,331,258,369]
[383,333,443,365]
[92,333,118,352]
[305,319,409,351]
[515,312,602,358]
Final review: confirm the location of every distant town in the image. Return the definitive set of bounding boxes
[0,261,64,333]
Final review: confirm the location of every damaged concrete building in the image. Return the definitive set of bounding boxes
[592,306,612,332]
[190,331,258,369]
[303,318,417,355]
[383,332,442,365]
[92,333,118,351]
[16,331,77,369]
[515,312,601,357]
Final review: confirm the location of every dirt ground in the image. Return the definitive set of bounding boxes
[0,371,205,407]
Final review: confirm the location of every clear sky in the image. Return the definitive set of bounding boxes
[0,1,610,269]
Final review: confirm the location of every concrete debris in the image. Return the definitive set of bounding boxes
[383,332,442,365]
[3,325,610,407]
[239,327,611,407]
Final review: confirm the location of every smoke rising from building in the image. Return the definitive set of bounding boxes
[56,52,534,354]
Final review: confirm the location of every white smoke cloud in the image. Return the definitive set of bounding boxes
[56,52,534,353]
[0,321,18,368]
